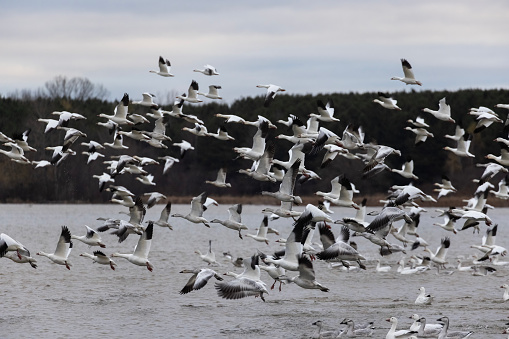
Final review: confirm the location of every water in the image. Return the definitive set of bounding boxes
[1,204,508,338]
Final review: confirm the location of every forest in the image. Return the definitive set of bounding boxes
[0,78,508,204]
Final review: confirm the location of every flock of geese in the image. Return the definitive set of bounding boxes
[2,57,509,337]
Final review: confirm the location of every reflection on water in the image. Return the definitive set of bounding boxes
[1,204,508,338]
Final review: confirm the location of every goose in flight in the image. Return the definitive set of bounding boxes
[71,225,106,248]
[98,93,134,125]
[171,192,210,227]
[194,240,219,266]
[373,92,401,110]
[205,167,231,188]
[131,93,157,107]
[316,223,366,269]
[256,84,286,107]
[198,85,222,100]
[210,204,248,239]
[149,56,174,77]
[391,58,422,86]
[111,221,154,272]
[444,133,474,158]
[179,268,223,294]
[277,255,329,292]
[176,80,203,103]
[215,253,268,302]
[80,251,117,270]
[392,156,418,180]
[425,237,451,269]
[422,97,455,123]
[37,226,73,270]
[0,233,32,262]
[0,142,31,164]
[193,64,219,76]
[261,159,303,205]
[246,216,270,244]
[309,99,339,122]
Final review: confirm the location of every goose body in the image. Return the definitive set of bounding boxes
[71,225,106,248]
[80,251,117,270]
[149,56,174,77]
[111,222,154,271]
[37,226,73,270]
[391,58,422,86]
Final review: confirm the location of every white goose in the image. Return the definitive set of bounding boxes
[80,250,117,270]
[415,286,433,305]
[111,222,154,272]
[501,284,509,301]
[386,316,417,339]
[205,167,231,188]
[194,240,219,266]
[261,159,303,204]
[37,226,73,270]
[176,80,203,103]
[233,120,269,161]
[425,237,451,269]
[193,64,219,76]
[98,93,134,125]
[149,56,174,77]
[422,97,455,123]
[309,98,339,122]
[198,85,222,99]
[391,58,422,86]
[246,216,270,244]
[210,204,248,239]
[71,225,106,248]
[179,268,223,294]
[373,92,401,110]
[0,142,31,164]
[171,192,210,227]
[152,202,173,229]
[277,255,329,292]
[215,254,268,302]
[256,84,286,107]
[391,156,418,180]
[444,133,474,157]
[131,92,157,107]
[0,233,32,261]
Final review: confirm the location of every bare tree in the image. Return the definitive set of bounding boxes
[44,75,109,100]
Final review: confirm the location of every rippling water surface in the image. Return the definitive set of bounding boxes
[1,204,508,338]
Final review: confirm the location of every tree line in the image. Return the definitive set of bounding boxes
[0,77,508,203]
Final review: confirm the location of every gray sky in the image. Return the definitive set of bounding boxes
[1,0,508,104]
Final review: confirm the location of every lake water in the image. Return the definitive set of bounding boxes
[1,203,508,338]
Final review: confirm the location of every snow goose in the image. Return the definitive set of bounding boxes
[177,80,203,103]
[292,204,333,230]
[246,216,270,244]
[409,314,443,333]
[456,259,474,272]
[38,118,59,133]
[362,144,401,173]
[150,202,173,229]
[391,184,436,206]
[158,155,179,174]
[207,124,235,141]
[309,98,339,122]
[0,131,14,143]
[179,268,223,294]
[391,58,422,86]
[92,172,114,192]
[173,140,195,159]
[0,233,32,260]
[404,126,434,146]
[80,251,117,270]
[386,317,417,339]
[499,283,509,302]
[339,318,374,337]
[323,175,360,209]
[407,116,429,128]
[37,226,73,270]
[373,92,401,110]
[71,225,106,248]
[98,93,134,125]
[261,200,302,220]
[316,224,366,269]
[277,255,329,292]
[215,253,268,302]
[256,84,286,107]
[103,131,128,150]
[392,156,418,180]
[215,113,246,124]
[261,159,303,204]
[422,97,455,123]
[445,123,465,141]
[0,142,30,164]
[415,286,433,305]
[366,206,412,235]
[142,192,166,209]
[491,175,509,199]
[413,317,442,337]
[198,85,222,99]
[259,262,285,291]
[193,64,219,76]
[310,320,337,338]
[486,142,509,166]
[195,240,219,266]
[315,175,342,200]
[238,142,277,182]
[210,204,248,239]
[444,133,475,157]
[261,216,308,271]
[376,259,391,272]
[12,129,36,152]
[171,192,210,227]
[205,167,231,188]
[3,251,37,268]
[234,120,269,161]
[111,222,154,272]
[149,56,174,77]
[131,92,156,107]
[110,197,145,243]
[476,162,508,182]
[434,175,457,200]
[51,111,86,127]
[436,317,473,338]
[424,237,450,269]
[433,208,460,234]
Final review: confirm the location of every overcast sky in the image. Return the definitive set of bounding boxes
[1,0,508,105]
